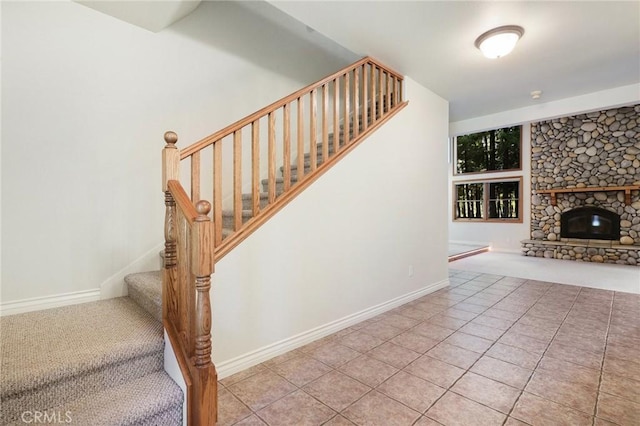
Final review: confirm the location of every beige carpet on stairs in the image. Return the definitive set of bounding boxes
[0,297,182,425]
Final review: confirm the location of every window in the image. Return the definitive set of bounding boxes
[455,126,521,174]
[454,178,522,222]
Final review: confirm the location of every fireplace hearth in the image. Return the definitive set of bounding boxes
[560,207,620,241]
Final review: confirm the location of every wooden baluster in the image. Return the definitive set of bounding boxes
[268,112,276,203]
[322,84,329,163]
[283,103,291,192]
[369,64,378,124]
[191,200,218,425]
[353,67,360,137]
[213,141,222,246]
[310,89,317,172]
[297,97,304,181]
[378,67,383,118]
[251,121,260,215]
[333,78,339,154]
[386,72,392,111]
[233,130,242,231]
[162,131,180,324]
[191,151,200,202]
[342,72,350,149]
[362,64,369,132]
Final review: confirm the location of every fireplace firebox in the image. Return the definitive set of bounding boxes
[560,207,620,240]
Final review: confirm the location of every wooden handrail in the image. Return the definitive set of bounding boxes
[180,57,402,159]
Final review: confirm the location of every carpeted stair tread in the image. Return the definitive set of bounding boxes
[37,371,183,426]
[0,298,166,423]
[126,271,162,322]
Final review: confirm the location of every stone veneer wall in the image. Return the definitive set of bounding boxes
[525,104,640,265]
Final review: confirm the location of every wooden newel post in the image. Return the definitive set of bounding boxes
[162,131,180,322]
[191,200,217,425]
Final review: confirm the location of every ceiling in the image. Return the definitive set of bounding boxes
[268,1,640,123]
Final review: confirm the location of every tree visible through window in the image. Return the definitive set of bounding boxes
[454,179,521,221]
[455,126,521,174]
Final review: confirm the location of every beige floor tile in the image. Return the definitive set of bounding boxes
[596,392,640,425]
[397,306,441,321]
[233,414,267,425]
[470,314,515,331]
[426,391,506,426]
[504,417,530,426]
[220,364,268,387]
[303,370,370,412]
[307,342,362,368]
[342,391,421,426]
[378,313,421,330]
[338,330,386,352]
[536,356,601,390]
[508,323,557,343]
[444,331,494,353]
[459,322,504,340]
[377,370,445,413]
[498,330,550,355]
[227,370,297,411]
[481,307,523,321]
[605,341,640,363]
[322,415,356,425]
[367,341,421,369]
[390,330,440,354]
[604,355,640,383]
[470,356,533,389]
[553,331,606,354]
[426,314,469,331]
[413,416,443,426]
[525,371,597,414]
[544,340,603,370]
[339,354,399,387]
[256,390,336,426]
[485,342,542,370]
[511,392,593,426]
[600,372,640,404]
[412,322,456,341]
[426,342,481,369]
[443,307,480,321]
[217,387,252,426]
[270,355,332,387]
[454,302,490,314]
[403,354,465,388]
[451,371,520,414]
[359,321,405,340]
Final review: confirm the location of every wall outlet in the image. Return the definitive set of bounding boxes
[408,265,414,277]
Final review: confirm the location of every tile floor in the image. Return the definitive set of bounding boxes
[217,269,640,425]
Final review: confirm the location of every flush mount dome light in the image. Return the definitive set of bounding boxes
[475,25,524,59]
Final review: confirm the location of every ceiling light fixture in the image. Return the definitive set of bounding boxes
[475,25,524,59]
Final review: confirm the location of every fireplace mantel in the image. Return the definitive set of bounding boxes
[535,185,640,206]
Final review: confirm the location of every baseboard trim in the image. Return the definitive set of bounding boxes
[216,277,449,379]
[0,289,101,316]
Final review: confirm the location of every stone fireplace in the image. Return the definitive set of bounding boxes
[521,104,640,265]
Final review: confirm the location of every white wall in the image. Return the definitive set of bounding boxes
[448,84,640,252]
[1,0,355,305]
[211,77,449,371]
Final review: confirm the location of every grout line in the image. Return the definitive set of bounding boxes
[593,291,615,426]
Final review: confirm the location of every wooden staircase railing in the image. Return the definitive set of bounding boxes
[160,56,406,425]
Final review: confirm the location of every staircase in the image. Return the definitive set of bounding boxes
[0,276,183,425]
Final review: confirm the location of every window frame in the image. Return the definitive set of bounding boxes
[452,176,523,223]
[453,126,523,176]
